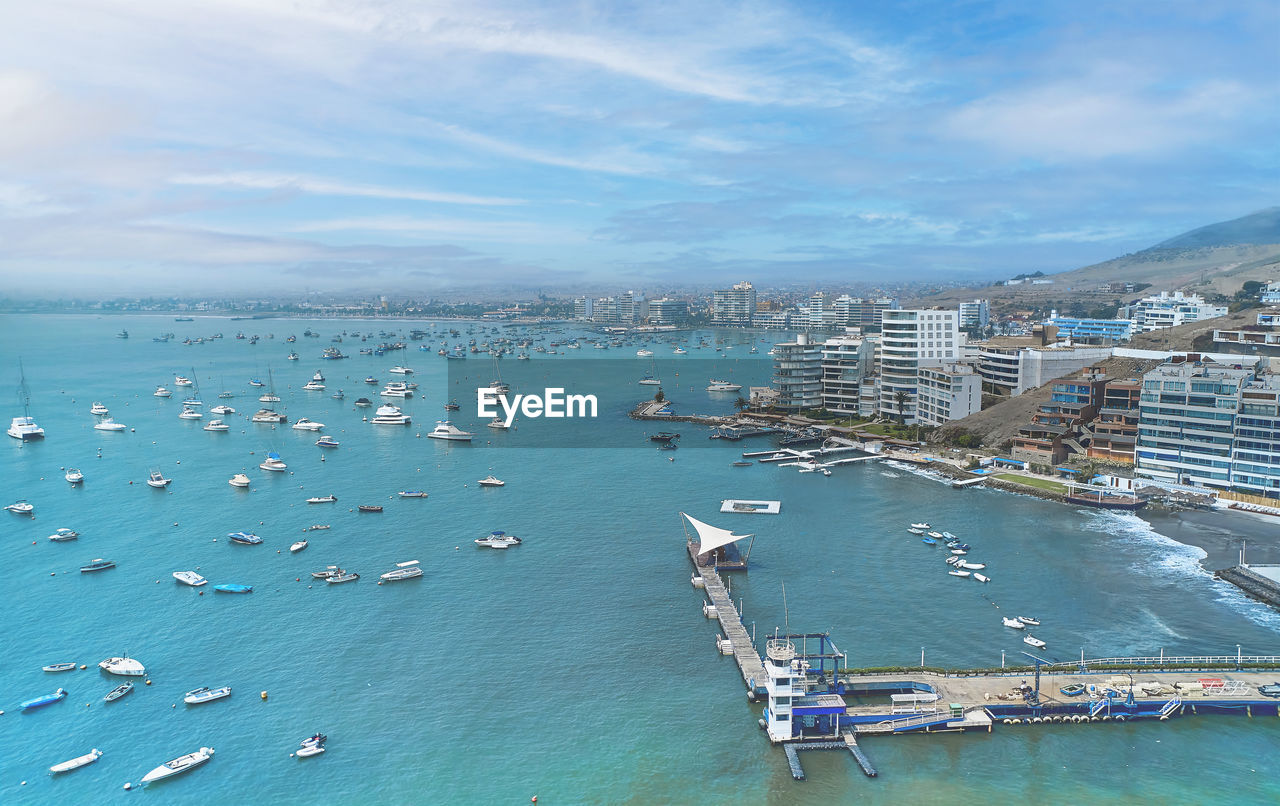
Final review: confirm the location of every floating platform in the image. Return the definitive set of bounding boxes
[720,499,781,515]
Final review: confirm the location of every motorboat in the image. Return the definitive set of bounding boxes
[309,524,330,531]
[486,417,509,430]
[154,386,173,398]
[398,490,428,498]
[944,555,960,566]
[210,404,236,415]
[185,686,231,705]
[311,566,342,579]
[203,419,229,431]
[249,378,266,387]
[259,393,281,403]
[5,499,34,514]
[371,404,411,425]
[380,383,413,398]
[478,475,504,487]
[99,655,146,676]
[49,527,79,541]
[173,570,207,586]
[229,473,251,488]
[147,470,171,488]
[636,349,653,356]
[354,397,374,408]
[290,539,308,553]
[312,370,325,382]
[706,379,742,392]
[907,527,925,535]
[947,569,971,577]
[307,495,338,504]
[920,536,937,545]
[910,522,930,530]
[358,505,383,513]
[252,408,287,423]
[90,402,109,415]
[178,407,203,420]
[475,530,522,549]
[302,381,325,391]
[1023,635,1047,649]
[957,561,986,570]
[213,584,253,593]
[81,558,116,572]
[1002,617,1025,629]
[260,453,287,471]
[65,468,84,484]
[1017,616,1040,626]
[314,435,340,448]
[50,748,103,774]
[228,531,263,544]
[731,461,753,467]
[174,376,193,387]
[291,418,324,431]
[380,560,423,581]
[331,390,344,400]
[297,741,326,758]
[673,347,687,354]
[927,531,944,539]
[20,688,67,710]
[364,376,379,385]
[139,747,214,785]
[287,352,300,361]
[389,366,413,374]
[443,400,460,411]
[949,548,968,556]
[326,571,359,584]
[973,573,990,583]
[427,421,472,441]
[42,662,77,672]
[94,417,128,431]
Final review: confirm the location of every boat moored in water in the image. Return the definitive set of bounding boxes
[104,683,134,702]
[50,748,103,774]
[475,530,522,549]
[290,539,308,553]
[146,470,171,488]
[140,747,214,785]
[21,688,68,710]
[213,584,253,593]
[6,499,35,514]
[173,570,207,586]
[229,473,251,488]
[477,475,504,487]
[81,558,116,572]
[1023,635,1047,649]
[426,420,472,441]
[99,656,146,676]
[184,686,231,705]
[49,527,79,541]
[380,560,422,581]
[227,531,263,545]
[42,662,77,673]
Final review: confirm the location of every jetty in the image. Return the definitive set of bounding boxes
[689,541,766,690]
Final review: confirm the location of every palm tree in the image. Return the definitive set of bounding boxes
[893,390,909,425]
[733,396,749,412]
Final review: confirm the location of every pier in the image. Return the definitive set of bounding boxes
[688,542,766,692]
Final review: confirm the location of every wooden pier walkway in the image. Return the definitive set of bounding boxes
[689,543,767,691]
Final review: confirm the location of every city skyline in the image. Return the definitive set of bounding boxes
[0,1,1276,294]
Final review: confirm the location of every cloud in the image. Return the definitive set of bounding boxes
[169,171,523,206]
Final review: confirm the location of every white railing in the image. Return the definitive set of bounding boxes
[1159,697,1182,717]
[1075,655,1280,668]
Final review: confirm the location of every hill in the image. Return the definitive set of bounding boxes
[1153,207,1280,250]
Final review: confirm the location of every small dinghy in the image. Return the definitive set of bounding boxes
[49,748,102,774]
[104,682,134,702]
[1017,616,1041,626]
[972,573,990,583]
[21,688,68,710]
[213,583,253,593]
[947,569,971,577]
[1023,635,1047,649]
[357,505,383,512]
[1060,683,1086,697]
[42,662,77,673]
[184,686,231,705]
[296,733,327,758]
[1002,617,1025,629]
[290,540,308,553]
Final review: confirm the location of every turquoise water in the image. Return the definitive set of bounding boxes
[0,314,1277,805]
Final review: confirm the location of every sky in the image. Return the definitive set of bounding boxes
[0,0,1276,295]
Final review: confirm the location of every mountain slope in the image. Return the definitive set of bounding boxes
[1153,207,1280,250]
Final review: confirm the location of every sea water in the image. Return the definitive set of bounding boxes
[0,314,1276,805]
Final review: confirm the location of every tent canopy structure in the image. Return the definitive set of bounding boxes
[681,512,754,555]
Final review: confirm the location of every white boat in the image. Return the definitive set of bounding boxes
[90,402,109,415]
[673,347,687,354]
[1023,635,1047,649]
[65,468,84,484]
[296,744,325,758]
[291,418,325,431]
[427,421,472,441]
[290,539,308,553]
[380,559,423,581]
[1002,617,1025,629]
[927,531,944,539]
[140,747,214,785]
[475,530,522,549]
[910,522,930,530]
[706,379,741,392]
[50,748,103,774]
[5,499,35,514]
[636,349,653,356]
[907,527,925,535]
[957,561,986,570]
[306,495,337,503]
[1017,616,1041,626]
[178,407,203,420]
[486,418,509,430]
[370,404,411,425]
[311,371,325,382]
[259,393,281,403]
[389,366,413,374]
[203,419,229,432]
[94,417,128,431]
[184,686,231,705]
[173,570,207,586]
[210,404,236,415]
[478,475,504,487]
[229,473,250,488]
[99,656,146,676]
[973,573,990,583]
[302,381,325,391]
[49,527,79,541]
[380,383,413,398]
[251,408,287,423]
[174,376,193,387]
[948,569,971,577]
[260,453,287,471]
[154,386,173,398]
[146,470,171,488]
[8,362,44,440]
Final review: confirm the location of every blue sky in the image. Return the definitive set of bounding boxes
[0,0,1276,294]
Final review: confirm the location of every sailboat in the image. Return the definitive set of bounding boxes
[252,368,287,423]
[638,356,662,386]
[181,368,203,407]
[7,359,45,441]
[488,355,509,395]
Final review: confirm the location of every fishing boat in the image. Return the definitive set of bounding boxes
[81,558,116,572]
[1002,617,1025,629]
[203,419,229,432]
[477,475,504,487]
[426,420,472,441]
[398,490,428,498]
[139,747,214,785]
[326,571,359,584]
[49,527,79,541]
[475,530,522,549]
[90,402,109,415]
[1023,635,1047,649]
[316,435,340,448]
[380,560,423,581]
[259,452,287,471]
[1017,616,1041,626]
[307,495,338,504]
[8,360,45,441]
[228,473,251,488]
[213,583,253,593]
[50,748,103,774]
[146,470,171,488]
[357,505,383,513]
[104,683,134,702]
[99,656,146,676]
[184,686,231,705]
[290,539,308,553]
[42,662,77,672]
[227,531,263,545]
[20,688,67,710]
[173,570,207,586]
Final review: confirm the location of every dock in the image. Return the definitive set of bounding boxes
[688,542,766,692]
[720,499,781,515]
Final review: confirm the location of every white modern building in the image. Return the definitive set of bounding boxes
[916,363,982,426]
[772,334,823,411]
[573,297,593,320]
[713,281,756,326]
[1262,282,1280,304]
[958,299,990,330]
[1125,291,1227,333]
[820,334,877,416]
[878,309,961,424]
[977,343,1114,396]
[647,298,689,325]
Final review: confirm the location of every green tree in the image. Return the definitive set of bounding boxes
[894,389,909,425]
[654,389,665,403]
[733,396,749,412]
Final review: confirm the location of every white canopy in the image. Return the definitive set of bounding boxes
[682,512,754,556]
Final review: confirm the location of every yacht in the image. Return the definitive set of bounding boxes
[146,470,171,488]
[174,376,193,387]
[306,494,337,504]
[291,418,324,431]
[227,531,263,544]
[380,383,413,398]
[90,402,109,415]
[389,366,413,374]
[49,527,79,541]
[371,404,411,425]
[427,421,472,441]
[8,361,44,441]
[380,560,423,581]
[65,468,84,484]
[487,417,509,430]
[302,380,325,391]
[259,392,281,403]
[173,570,207,586]
[706,379,742,392]
[178,407,203,420]
[81,558,116,572]
[6,499,35,514]
[475,531,522,549]
[203,419,229,432]
[154,386,173,398]
[99,656,146,676]
[49,748,104,774]
[316,435,340,447]
[478,475,505,487]
[210,404,236,415]
[228,473,251,488]
[94,417,128,431]
[140,747,215,785]
[259,453,287,471]
[252,409,287,423]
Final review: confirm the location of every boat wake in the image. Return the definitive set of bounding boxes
[1082,511,1280,632]
[878,470,902,479]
